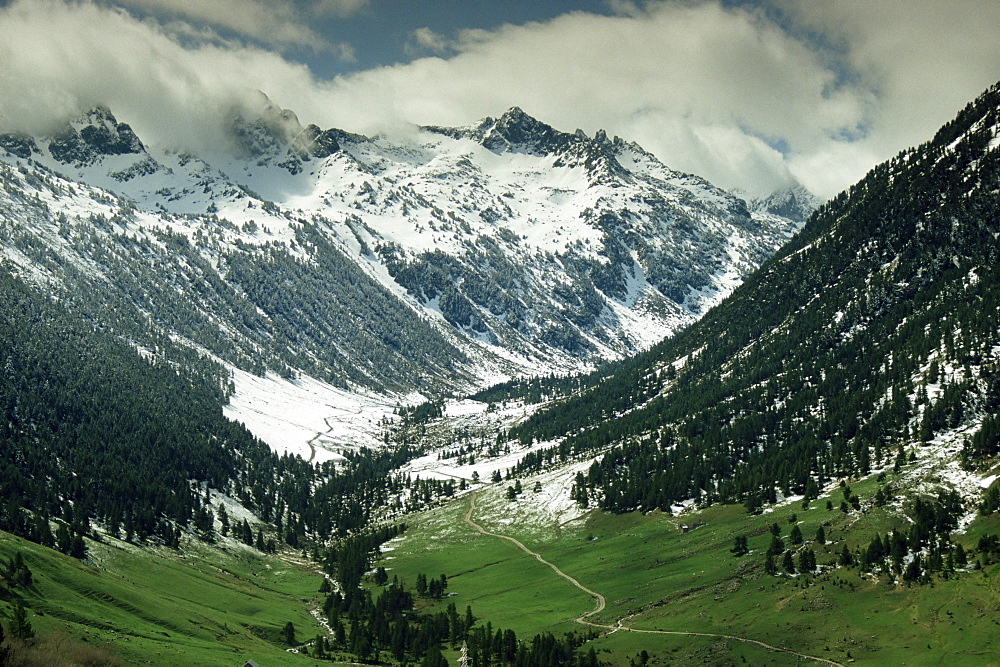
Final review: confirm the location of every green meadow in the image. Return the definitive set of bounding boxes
[381,472,1000,666]
[2,469,999,665]
[0,532,327,665]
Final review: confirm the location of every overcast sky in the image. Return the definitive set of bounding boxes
[1,0,998,198]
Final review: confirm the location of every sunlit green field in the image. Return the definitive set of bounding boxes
[0,532,326,665]
[382,472,1000,665]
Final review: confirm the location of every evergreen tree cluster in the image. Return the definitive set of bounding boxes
[316,527,601,665]
[759,491,972,585]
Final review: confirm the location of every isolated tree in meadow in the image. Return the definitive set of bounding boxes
[766,535,784,557]
[281,620,296,645]
[764,554,777,575]
[731,535,749,557]
[11,600,33,640]
[955,542,968,566]
[798,548,817,573]
[839,544,854,566]
[815,526,826,544]
[790,525,803,544]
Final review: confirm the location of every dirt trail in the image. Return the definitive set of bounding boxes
[463,491,607,618]
[463,491,843,667]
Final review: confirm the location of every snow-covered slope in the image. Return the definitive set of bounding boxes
[0,99,803,404]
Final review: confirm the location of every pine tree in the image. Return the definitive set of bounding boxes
[815,526,826,544]
[731,535,749,557]
[11,600,33,640]
[282,621,296,645]
[798,548,816,573]
[955,542,968,567]
[839,544,854,566]
[782,551,796,574]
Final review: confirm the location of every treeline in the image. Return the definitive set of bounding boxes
[469,372,598,407]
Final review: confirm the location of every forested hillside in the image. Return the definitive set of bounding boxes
[0,264,455,557]
[506,81,1000,513]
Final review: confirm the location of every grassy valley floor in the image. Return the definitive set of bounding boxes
[381,471,1000,666]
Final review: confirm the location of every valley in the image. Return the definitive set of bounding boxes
[0,13,999,663]
[376,409,1000,665]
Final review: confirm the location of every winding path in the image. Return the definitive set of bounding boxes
[463,491,607,619]
[462,491,843,667]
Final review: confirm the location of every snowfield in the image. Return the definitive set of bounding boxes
[223,368,407,463]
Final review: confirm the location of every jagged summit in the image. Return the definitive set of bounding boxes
[0,94,356,176]
[423,108,656,187]
[746,184,821,223]
[226,94,350,171]
[482,106,563,153]
[425,106,613,159]
[39,106,146,167]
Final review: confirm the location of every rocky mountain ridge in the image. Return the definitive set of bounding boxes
[0,100,806,396]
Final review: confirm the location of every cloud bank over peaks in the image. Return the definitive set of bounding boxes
[0,0,333,155]
[1,0,998,201]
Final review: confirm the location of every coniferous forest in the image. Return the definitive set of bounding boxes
[507,82,1000,516]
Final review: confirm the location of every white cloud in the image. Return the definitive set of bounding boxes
[316,1,860,195]
[312,0,369,18]
[406,27,451,56]
[775,0,1000,157]
[1,0,997,200]
[0,0,324,152]
[117,0,328,50]
[312,0,1000,198]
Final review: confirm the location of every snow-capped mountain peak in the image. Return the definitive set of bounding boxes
[49,106,145,166]
[0,98,809,395]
